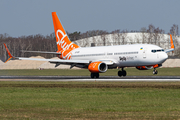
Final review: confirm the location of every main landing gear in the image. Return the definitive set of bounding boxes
[91,73,99,78]
[153,68,158,75]
[118,68,127,77]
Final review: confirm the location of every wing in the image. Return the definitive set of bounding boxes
[18,57,90,64]
[165,34,175,53]
[164,48,174,53]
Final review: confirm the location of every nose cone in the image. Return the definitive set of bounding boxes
[163,52,168,60]
[160,52,168,63]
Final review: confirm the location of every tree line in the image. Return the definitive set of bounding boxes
[0,24,179,62]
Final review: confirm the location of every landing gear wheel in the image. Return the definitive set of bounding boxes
[95,73,99,78]
[91,73,99,78]
[118,68,127,77]
[91,73,95,78]
[122,70,127,76]
[153,69,158,75]
[118,71,122,77]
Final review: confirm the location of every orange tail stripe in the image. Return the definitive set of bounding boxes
[5,57,12,63]
[170,34,175,49]
[3,43,13,57]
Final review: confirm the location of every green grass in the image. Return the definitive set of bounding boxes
[1,82,180,119]
[0,67,180,76]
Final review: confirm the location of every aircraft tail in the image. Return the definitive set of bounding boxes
[52,12,79,52]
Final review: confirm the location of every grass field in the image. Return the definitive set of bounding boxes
[0,68,180,119]
[0,67,180,76]
[1,82,180,119]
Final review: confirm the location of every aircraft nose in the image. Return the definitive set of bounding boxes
[161,52,168,61]
[164,53,168,59]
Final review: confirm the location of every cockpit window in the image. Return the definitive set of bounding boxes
[151,49,164,53]
[151,50,156,53]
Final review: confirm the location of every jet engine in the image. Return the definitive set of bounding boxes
[136,66,153,70]
[88,61,107,73]
[136,64,162,70]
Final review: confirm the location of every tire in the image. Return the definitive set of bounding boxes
[96,73,99,78]
[118,71,122,77]
[91,73,99,78]
[91,73,95,78]
[153,70,158,75]
[122,70,127,76]
[95,73,99,78]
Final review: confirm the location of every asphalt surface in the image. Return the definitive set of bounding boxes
[0,76,180,81]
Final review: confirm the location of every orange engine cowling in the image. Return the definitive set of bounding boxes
[136,64,161,70]
[136,66,153,70]
[88,61,107,73]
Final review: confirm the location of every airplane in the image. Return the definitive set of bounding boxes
[3,12,175,78]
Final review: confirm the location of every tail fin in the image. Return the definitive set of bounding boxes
[52,12,79,52]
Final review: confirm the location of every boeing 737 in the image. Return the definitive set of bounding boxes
[4,12,175,78]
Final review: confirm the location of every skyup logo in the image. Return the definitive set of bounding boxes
[56,29,76,51]
[56,29,78,60]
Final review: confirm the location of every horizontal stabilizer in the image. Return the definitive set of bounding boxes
[3,43,15,63]
[21,50,61,55]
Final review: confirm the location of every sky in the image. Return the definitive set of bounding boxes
[0,0,180,37]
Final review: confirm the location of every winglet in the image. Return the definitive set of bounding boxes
[3,43,14,63]
[170,34,175,49]
[163,34,175,53]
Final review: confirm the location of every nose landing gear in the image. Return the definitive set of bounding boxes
[153,68,158,75]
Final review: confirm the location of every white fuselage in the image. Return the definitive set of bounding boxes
[71,44,168,68]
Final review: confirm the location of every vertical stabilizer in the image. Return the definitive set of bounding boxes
[52,12,79,53]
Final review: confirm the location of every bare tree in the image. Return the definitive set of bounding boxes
[140,27,147,44]
[119,30,128,45]
[147,24,155,44]
[111,29,120,45]
[100,31,108,46]
[1,24,180,60]
[170,24,178,36]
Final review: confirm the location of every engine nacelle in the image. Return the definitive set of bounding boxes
[136,64,162,70]
[88,61,107,73]
[136,66,153,70]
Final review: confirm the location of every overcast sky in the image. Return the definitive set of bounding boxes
[0,0,180,37]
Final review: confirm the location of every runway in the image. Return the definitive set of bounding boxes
[1,76,180,81]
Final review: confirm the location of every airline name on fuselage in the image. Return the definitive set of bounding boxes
[119,56,134,61]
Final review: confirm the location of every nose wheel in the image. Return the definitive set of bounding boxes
[153,68,158,75]
[118,68,127,77]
